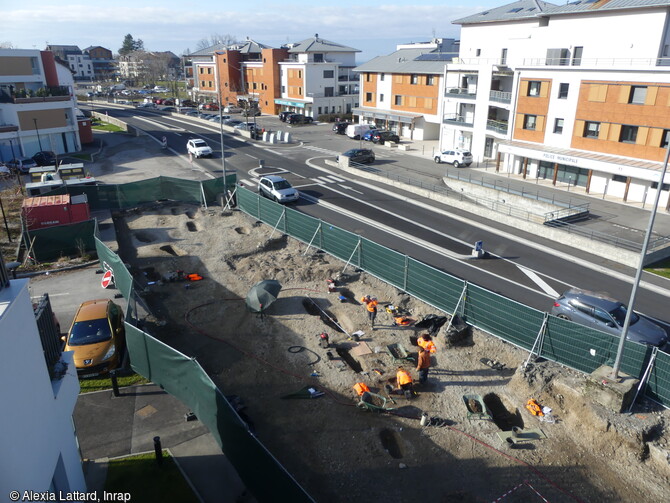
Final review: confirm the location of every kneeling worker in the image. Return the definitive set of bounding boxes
[396,366,414,396]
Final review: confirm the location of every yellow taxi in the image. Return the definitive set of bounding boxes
[63,299,125,377]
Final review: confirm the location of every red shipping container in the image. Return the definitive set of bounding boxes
[21,194,90,230]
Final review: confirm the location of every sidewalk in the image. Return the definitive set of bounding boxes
[76,384,251,503]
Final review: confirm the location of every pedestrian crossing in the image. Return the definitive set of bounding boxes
[238,174,347,189]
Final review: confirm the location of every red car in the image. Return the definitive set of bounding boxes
[202,103,219,111]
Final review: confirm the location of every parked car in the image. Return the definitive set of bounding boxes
[258,175,300,203]
[6,157,37,174]
[242,108,262,117]
[372,131,400,145]
[287,114,313,125]
[434,149,473,168]
[32,151,57,167]
[159,106,176,112]
[361,129,381,141]
[186,138,213,158]
[161,99,175,106]
[234,122,257,131]
[337,148,375,164]
[332,121,351,134]
[0,163,10,176]
[223,119,243,127]
[200,103,219,111]
[62,299,126,377]
[153,86,169,93]
[224,106,243,113]
[180,99,197,108]
[550,289,669,348]
[183,110,199,117]
[136,102,157,109]
[279,111,294,122]
[345,124,372,139]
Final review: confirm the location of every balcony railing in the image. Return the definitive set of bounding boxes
[486,119,508,134]
[445,88,476,99]
[443,114,474,127]
[489,90,512,103]
[0,124,19,132]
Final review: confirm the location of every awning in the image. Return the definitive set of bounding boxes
[352,107,422,125]
[274,99,306,108]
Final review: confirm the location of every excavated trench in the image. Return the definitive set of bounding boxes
[301,298,345,333]
[483,393,524,431]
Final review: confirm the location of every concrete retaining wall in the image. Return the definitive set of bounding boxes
[92,112,128,132]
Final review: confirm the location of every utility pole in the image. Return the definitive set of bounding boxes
[214,51,227,197]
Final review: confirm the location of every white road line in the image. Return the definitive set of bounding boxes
[313,177,331,184]
[239,179,257,187]
[339,185,364,194]
[517,267,560,298]
[329,176,345,182]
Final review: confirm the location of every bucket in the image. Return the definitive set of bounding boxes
[420,413,429,426]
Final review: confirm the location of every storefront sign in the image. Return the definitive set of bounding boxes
[541,152,580,166]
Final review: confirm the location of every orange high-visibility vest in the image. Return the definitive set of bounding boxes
[418,337,436,353]
[353,382,370,396]
[361,297,378,312]
[397,369,412,386]
[526,399,544,416]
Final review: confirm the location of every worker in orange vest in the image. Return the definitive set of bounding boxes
[396,367,413,393]
[416,347,431,384]
[417,333,436,354]
[361,295,379,329]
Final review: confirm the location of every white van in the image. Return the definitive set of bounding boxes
[346,124,372,140]
[110,83,126,91]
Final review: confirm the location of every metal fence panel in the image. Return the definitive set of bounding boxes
[320,223,361,263]
[286,210,322,246]
[258,196,287,231]
[202,175,236,204]
[94,237,133,300]
[25,219,96,262]
[116,178,164,208]
[158,177,204,205]
[464,284,544,350]
[238,186,259,218]
[646,349,670,407]
[404,259,465,313]
[360,238,406,290]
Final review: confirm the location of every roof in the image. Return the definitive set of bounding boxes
[46,44,82,53]
[355,48,454,74]
[288,35,360,53]
[74,299,110,322]
[453,0,670,25]
[190,43,232,56]
[238,39,272,54]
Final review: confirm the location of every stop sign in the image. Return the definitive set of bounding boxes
[101,270,113,289]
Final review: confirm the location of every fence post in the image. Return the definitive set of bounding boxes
[200,182,208,210]
[403,255,409,292]
[303,222,322,256]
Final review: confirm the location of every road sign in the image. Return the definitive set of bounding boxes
[101,269,113,289]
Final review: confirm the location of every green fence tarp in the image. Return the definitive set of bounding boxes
[94,237,133,300]
[360,238,406,290]
[405,259,464,313]
[125,324,313,502]
[24,219,96,262]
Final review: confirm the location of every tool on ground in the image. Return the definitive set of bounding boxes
[318,332,330,348]
[306,296,352,338]
[327,278,337,293]
[480,357,505,371]
[372,368,384,375]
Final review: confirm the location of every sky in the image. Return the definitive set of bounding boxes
[2,1,504,63]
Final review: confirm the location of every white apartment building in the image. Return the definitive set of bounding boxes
[447,0,670,208]
[277,35,360,118]
[0,258,85,497]
[0,49,81,161]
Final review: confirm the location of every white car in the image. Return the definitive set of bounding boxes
[136,102,156,109]
[258,175,300,203]
[434,149,473,168]
[224,106,242,113]
[186,138,213,158]
[153,86,169,93]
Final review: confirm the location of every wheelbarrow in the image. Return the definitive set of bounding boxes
[357,391,395,412]
[387,343,415,365]
[462,394,492,421]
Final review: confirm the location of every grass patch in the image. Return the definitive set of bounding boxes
[104,451,199,503]
[79,372,150,394]
[92,122,124,133]
[70,153,93,162]
[645,257,670,279]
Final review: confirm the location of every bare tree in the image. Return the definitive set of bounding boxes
[195,34,238,51]
[0,41,14,49]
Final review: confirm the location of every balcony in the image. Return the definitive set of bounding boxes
[443,114,474,128]
[445,88,476,99]
[1,86,71,104]
[0,124,19,133]
[489,90,512,104]
[486,119,508,134]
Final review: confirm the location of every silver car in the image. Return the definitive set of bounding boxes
[550,289,668,348]
[258,175,299,203]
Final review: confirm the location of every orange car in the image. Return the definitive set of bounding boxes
[63,299,125,377]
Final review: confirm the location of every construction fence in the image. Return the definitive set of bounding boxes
[237,186,670,410]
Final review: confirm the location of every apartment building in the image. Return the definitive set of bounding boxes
[46,45,93,81]
[117,51,180,81]
[449,0,670,208]
[0,49,81,161]
[0,257,85,497]
[194,36,359,117]
[83,46,115,80]
[353,39,458,140]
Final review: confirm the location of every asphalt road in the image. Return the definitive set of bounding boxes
[93,102,670,338]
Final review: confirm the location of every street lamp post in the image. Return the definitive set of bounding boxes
[33,118,43,151]
[214,52,227,197]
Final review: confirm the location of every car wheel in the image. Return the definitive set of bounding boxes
[556,314,571,321]
[434,156,441,163]
[453,161,460,168]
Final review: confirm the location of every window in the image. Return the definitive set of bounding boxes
[584,121,600,138]
[298,70,302,78]
[365,92,373,102]
[281,86,285,93]
[323,70,334,78]
[651,181,670,190]
[476,49,481,57]
[554,118,564,134]
[613,175,627,183]
[324,87,334,97]
[314,53,323,62]
[619,125,638,143]
[572,46,583,66]
[379,93,384,102]
[523,115,537,130]
[501,48,508,65]
[366,73,372,82]
[628,86,647,104]
[528,81,541,96]
[395,95,402,106]
[411,74,419,85]
[426,75,435,86]
[318,107,322,114]
[546,48,569,65]
[661,129,670,148]
[558,83,569,99]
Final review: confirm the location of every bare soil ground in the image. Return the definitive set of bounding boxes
[115,202,670,503]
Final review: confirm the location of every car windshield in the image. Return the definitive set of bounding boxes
[609,304,639,326]
[193,140,206,146]
[68,318,112,345]
[274,180,292,190]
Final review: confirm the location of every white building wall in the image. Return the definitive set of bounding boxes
[0,280,85,497]
[377,74,393,110]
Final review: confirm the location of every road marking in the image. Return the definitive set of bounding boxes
[517,266,560,297]
[303,145,339,155]
[339,185,364,194]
